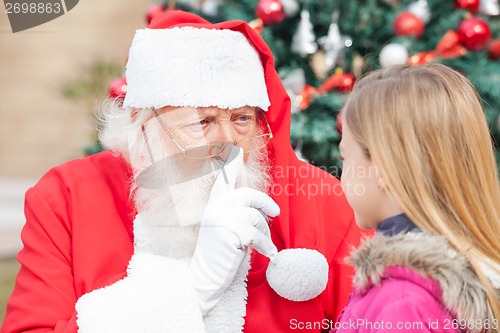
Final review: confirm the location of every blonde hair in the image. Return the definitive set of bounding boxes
[342,63,500,328]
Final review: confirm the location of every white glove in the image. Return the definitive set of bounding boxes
[190,146,280,315]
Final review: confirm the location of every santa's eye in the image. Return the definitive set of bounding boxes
[186,118,212,131]
[232,114,254,125]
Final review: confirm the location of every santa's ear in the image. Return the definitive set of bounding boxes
[131,108,139,121]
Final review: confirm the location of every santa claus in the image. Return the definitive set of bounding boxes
[1,11,364,333]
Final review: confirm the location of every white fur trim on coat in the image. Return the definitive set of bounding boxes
[76,214,251,333]
[479,259,500,289]
[349,232,499,331]
[203,252,251,333]
[75,252,205,333]
[123,27,271,111]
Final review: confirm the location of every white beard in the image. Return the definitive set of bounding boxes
[128,119,272,258]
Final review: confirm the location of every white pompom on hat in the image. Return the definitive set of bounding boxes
[123,27,271,111]
[266,248,329,302]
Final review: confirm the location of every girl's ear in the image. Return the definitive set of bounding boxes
[376,175,387,191]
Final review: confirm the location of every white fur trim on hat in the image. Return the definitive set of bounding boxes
[123,27,271,111]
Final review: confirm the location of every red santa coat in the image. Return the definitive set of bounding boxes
[1,11,365,333]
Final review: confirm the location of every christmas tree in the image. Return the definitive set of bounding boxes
[63,61,124,155]
[108,0,500,176]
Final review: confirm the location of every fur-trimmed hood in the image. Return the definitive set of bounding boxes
[349,232,499,328]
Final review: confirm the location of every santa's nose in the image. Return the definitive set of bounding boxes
[210,123,237,143]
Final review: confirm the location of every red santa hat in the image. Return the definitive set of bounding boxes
[123,12,270,111]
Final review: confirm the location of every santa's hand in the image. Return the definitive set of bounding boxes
[190,146,280,315]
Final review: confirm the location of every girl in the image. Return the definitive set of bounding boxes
[333,63,500,333]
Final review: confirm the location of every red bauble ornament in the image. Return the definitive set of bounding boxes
[454,0,480,14]
[317,72,355,94]
[407,51,437,65]
[337,73,355,92]
[146,4,164,25]
[298,85,317,110]
[488,40,500,60]
[457,18,492,51]
[393,11,425,38]
[435,30,468,58]
[255,0,286,26]
[108,77,127,100]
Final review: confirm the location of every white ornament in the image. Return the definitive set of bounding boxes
[379,43,409,68]
[408,0,431,24]
[281,69,306,114]
[291,10,318,57]
[318,11,352,71]
[294,147,308,161]
[479,0,500,16]
[201,0,220,16]
[281,0,300,17]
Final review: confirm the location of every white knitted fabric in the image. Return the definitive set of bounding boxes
[123,27,270,111]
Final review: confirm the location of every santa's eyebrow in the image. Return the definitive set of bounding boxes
[231,106,258,115]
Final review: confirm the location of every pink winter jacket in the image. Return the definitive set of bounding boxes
[331,231,498,333]
[332,266,457,333]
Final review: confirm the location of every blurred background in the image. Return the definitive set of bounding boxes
[1,0,499,326]
[0,0,149,324]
